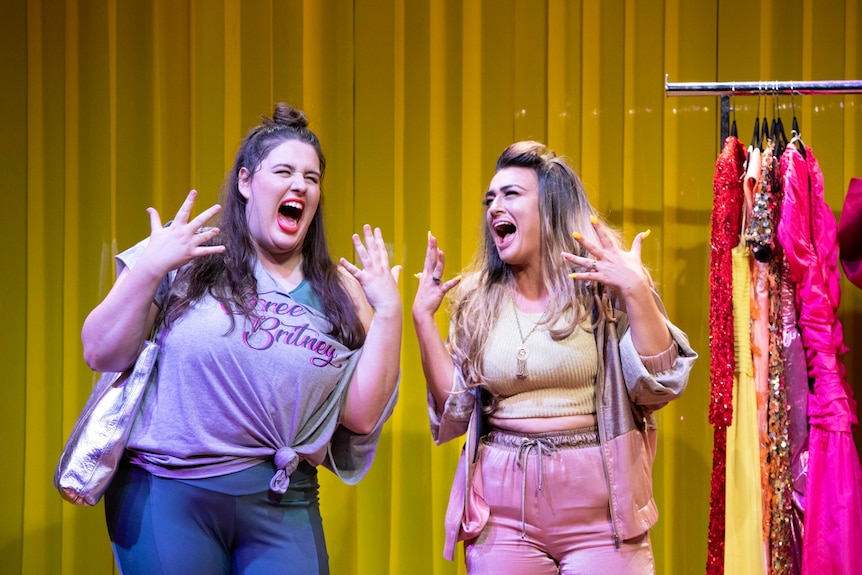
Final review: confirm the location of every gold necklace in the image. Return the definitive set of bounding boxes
[511,293,550,380]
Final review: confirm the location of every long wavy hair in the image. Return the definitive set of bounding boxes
[448,141,623,389]
[161,103,366,349]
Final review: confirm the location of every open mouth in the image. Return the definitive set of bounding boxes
[278,200,304,233]
[493,220,516,240]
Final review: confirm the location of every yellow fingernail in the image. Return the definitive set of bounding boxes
[589,215,598,225]
[414,272,422,279]
[643,229,651,238]
[572,232,582,240]
[568,273,578,279]
[428,230,432,240]
[454,274,462,282]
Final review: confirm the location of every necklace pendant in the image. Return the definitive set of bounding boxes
[516,345,529,379]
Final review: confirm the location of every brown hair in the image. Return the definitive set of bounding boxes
[162,103,365,349]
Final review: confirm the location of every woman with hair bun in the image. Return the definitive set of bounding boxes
[82,103,402,574]
[413,141,697,574]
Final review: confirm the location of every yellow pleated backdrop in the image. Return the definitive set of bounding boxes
[2,1,860,574]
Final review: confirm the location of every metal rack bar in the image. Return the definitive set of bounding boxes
[664,75,862,96]
[664,75,862,143]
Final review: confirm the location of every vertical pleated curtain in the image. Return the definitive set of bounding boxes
[2,1,860,574]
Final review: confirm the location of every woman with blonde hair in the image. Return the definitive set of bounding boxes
[413,141,697,574]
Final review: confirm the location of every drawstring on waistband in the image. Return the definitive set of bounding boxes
[516,437,557,539]
[484,426,598,539]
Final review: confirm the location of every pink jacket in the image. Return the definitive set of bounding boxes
[428,293,698,560]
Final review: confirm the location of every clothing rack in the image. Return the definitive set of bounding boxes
[664,75,862,142]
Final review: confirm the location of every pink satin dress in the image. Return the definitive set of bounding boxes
[777,142,862,575]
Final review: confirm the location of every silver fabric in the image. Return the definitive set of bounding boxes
[55,339,159,506]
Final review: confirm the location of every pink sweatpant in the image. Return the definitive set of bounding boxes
[465,428,654,575]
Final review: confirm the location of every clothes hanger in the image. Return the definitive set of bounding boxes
[759,86,769,151]
[775,86,789,157]
[790,84,807,158]
[750,88,762,150]
[769,84,780,151]
[730,84,738,138]
[789,128,806,157]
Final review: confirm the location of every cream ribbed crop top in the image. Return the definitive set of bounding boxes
[482,298,598,418]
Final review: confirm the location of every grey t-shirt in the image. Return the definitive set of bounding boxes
[116,239,396,493]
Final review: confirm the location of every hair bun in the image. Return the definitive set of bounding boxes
[270,102,308,130]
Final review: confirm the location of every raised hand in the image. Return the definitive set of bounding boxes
[412,231,461,321]
[563,216,651,298]
[340,225,402,317]
[140,190,225,276]
[81,190,224,372]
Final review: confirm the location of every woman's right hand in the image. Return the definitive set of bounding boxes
[412,231,460,323]
[412,231,460,412]
[82,190,224,372]
[138,189,225,276]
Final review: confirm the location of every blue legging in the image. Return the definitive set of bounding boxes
[105,461,329,574]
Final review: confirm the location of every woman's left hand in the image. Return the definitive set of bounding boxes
[339,225,402,434]
[562,217,651,298]
[565,218,673,355]
[340,224,402,317]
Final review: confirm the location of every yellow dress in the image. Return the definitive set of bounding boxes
[724,243,766,575]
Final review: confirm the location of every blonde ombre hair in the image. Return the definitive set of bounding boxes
[448,141,625,390]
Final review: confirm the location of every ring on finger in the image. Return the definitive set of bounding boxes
[591,260,598,272]
[432,274,442,285]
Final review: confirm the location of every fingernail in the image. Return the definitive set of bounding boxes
[414,272,423,279]
[428,230,432,240]
[454,275,462,282]
[643,229,651,238]
[568,273,578,279]
[589,215,598,225]
[572,232,582,240]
